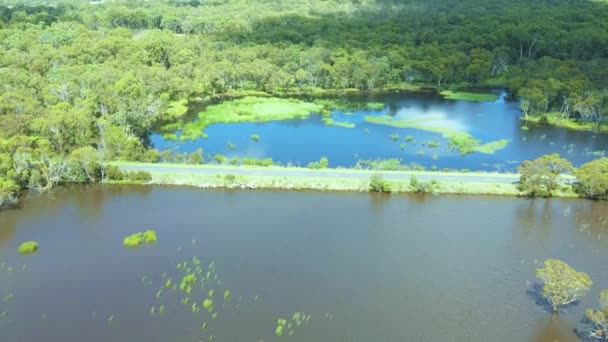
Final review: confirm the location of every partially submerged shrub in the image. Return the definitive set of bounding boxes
[18,241,39,255]
[307,157,329,169]
[369,174,391,193]
[123,230,157,248]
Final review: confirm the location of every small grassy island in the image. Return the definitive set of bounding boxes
[123,230,158,248]
[18,241,39,255]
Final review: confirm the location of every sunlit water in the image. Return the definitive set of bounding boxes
[1,186,608,341]
[151,92,608,171]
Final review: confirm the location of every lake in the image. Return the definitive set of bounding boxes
[151,92,608,172]
[1,186,608,341]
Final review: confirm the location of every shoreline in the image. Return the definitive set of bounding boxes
[110,162,579,198]
[521,115,608,134]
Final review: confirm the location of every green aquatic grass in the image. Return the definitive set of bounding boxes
[439,90,497,102]
[367,102,385,110]
[203,299,213,313]
[522,113,608,133]
[365,115,509,155]
[389,134,399,142]
[250,134,260,142]
[321,117,356,128]
[123,230,157,248]
[179,97,324,141]
[18,241,39,255]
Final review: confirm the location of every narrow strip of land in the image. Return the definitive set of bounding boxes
[115,162,520,184]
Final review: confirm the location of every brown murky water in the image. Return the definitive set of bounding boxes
[1,185,607,341]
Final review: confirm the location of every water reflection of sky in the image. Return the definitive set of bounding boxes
[151,92,608,171]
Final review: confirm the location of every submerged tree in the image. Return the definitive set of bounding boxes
[586,290,608,340]
[536,259,592,313]
[517,154,573,197]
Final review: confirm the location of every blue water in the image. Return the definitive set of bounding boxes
[151,92,608,171]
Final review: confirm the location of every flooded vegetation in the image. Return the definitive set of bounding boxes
[2,186,608,341]
[153,92,608,171]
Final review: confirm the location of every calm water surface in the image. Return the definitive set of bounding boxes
[1,186,608,341]
[151,92,608,171]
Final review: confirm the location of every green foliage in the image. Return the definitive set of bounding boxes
[586,290,608,339]
[365,116,509,155]
[188,148,204,165]
[439,91,497,102]
[226,142,237,151]
[0,0,607,208]
[242,158,273,167]
[321,117,355,128]
[536,259,592,312]
[367,102,385,110]
[575,158,608,199]
[250,134,260,142]
[180,97,323,140]
[18,241,39,255]
[123,230,157,248]
[389,134,399,142]
[307,157,328,169]
[356,159,403,171]
[409,175,436,194]
[517,154,573,197]
[369,174,391,193]
[214,155,226,164]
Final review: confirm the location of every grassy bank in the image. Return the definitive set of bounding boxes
[522,114,608,133]
[129,172,578,198]
[439,90,498,102]
[108,162,578,198]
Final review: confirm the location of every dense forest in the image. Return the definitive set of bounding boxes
[1,0,608,206]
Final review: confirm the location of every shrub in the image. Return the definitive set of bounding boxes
[125,171,152,182]
[307,157,329,169]
[188,148,204,164]
[251,134,260,142]
[123,230,157,248]
[242,158,273,167]
[105,165,124,181]
[214,154,226,164]
[369,174,391,193]
[410,175,436,194]
[18,241,39,255]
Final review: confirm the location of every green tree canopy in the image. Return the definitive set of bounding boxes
[517,154,573,197]
[536,259,592,313]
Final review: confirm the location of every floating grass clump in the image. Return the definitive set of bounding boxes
[275,312,311,337]
[18,241,39,255]
[321,117,355,128]
[250,134,260,142]
[439,90,497,102]
[123,230,157,248]
[365,115,509,155]
[389,134,399,142]
[179,97,324,141]
[367,102,385,110]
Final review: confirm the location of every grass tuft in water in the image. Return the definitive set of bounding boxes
[203,299,214,313]
[367,102,385,110]
[250,134,260,142]
[18,241,39,255]
[123,231,157,248]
